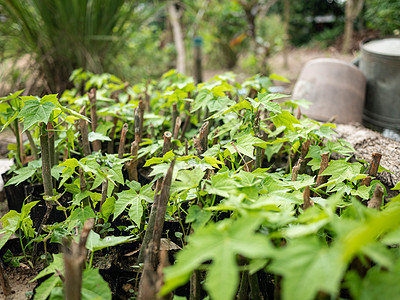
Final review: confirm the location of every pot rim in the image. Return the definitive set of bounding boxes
[360,36,400,59]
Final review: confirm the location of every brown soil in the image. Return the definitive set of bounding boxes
[1,262,38,300]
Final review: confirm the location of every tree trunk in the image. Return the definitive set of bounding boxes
[342,13,354,54]
[282,0,290,69]
[168,2,186,74]
[342,0,364,53]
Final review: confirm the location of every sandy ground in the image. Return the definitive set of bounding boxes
[204,46,356,87]
[268,46,355,82]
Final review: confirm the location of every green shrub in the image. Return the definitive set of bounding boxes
[0,0,159,93]
[365,0,400,35]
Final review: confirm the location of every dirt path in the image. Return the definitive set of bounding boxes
[204,47,356,91]
[269,47,355,82]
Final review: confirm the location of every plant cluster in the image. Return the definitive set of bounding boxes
[0,69,399,300]
[0,0,168,94]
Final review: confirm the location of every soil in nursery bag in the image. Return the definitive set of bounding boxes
[1,171,26,212]
[24,184,71,229]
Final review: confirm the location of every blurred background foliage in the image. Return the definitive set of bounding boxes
[0,0,398,95]
[364,0,400,35]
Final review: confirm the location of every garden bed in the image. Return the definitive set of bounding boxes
[0,69,399,300]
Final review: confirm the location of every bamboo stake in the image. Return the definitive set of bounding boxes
[193,135,202,155]
[138,180,162,264]
[368,184,384,210]
[79,106,91,156]
[78,167,88,208]
[296,107,302,120]
[99,180,108,212]
[368,152,382,177]
[63,218,94,300]
[138,99,145,139]
[237,271,249,300]
[180,102,191,141]
[291,140,311,180]
[108,117,118,154]
[63,147,68,162]
[285,149,296,174]
[138,158,175,264]
[150,123,155,140]
[360,176,372,187]
[144,82,151,113]
[135,128,141,144]
[88,88,97,130]
[171,103,178,133]
[313,151,330,197]
[148,160,175,269]
[126,141,139,182]
[254,109,260,130]
[47,123,56,190]
[79,168,87,192]
[87,88,101,152]
[190,270,202,300]
[118,123,128,159]
[303,186,313,210]
[203,108,209,124]
[25,130,38,160]
[173,116,182,140]
[138,246,157,300]
[274,275,282,300]
[291,163,300,181]
[63,123,70,161]
[199,121,209,154]
[134,107,141,143]
[138,132,173,263]
[255,146,263,169]
[299,140,311,174]
[156,250,170,299]
[88,88,101,152]
[41,127,54,197]
[212,129,219,146]
[96,180,108,228]
[315,152,330,187]
[33,126,54,264]
[18,122,24,165]
[162,131,173,155]
[13,119,22,168]
[248,273,261,300]
[300,140,311,158]
[259,129,268,167]
[0,257,13,298]
[360,153,382,187]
